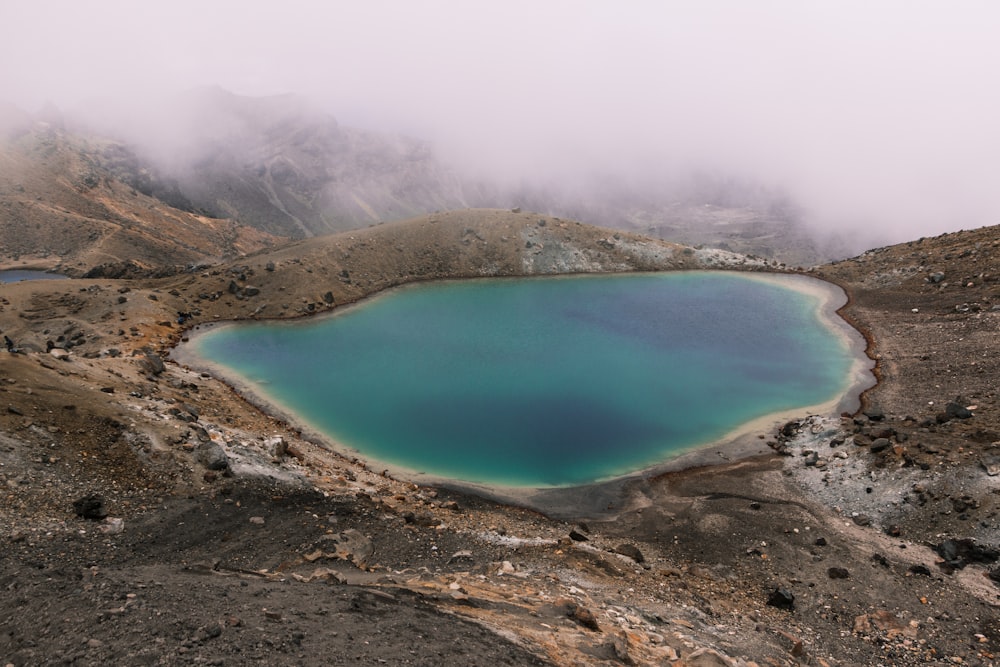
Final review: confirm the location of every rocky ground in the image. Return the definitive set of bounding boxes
[1,210,999,665]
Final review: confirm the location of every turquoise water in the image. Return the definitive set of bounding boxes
[191,273,856,487]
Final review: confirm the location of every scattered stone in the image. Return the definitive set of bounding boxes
[870,438,891,453]
[313,529,375,568]
[98,517,124,534]
[852,514,872,527]
[935,538,999,573]
[249,516,265,525]
[945,401,974,420]
[613,543,645,563]
[828,566,850,579]
[854,610,914,639]
[981,455,1000,476]
[569,527,589,542]
[863,406,885,421]
[73,495,107,520]
[196,442,229,471]
[263,435,286,460]
[605,631,633,665]
[766,587,795,610]
[140,352,165,375]
[195,624,222,641]
[567,603,601,631]
[448,550,474,565]
[681,647,735,666]
[908,564,932,576]
[403,510,441,527]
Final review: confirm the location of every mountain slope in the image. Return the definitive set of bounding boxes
[82,87,474,238]
[72,88,846,264]
[0,122,281,273]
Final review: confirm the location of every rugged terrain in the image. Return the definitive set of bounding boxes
[1,201,999,665]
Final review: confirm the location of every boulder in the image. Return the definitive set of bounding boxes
[196,442,229,471]
[141,352,165,375]
[614,543,645,563]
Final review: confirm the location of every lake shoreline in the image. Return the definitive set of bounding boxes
[172,269,875,517]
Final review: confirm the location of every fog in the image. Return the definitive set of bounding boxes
[3,1,1000,246]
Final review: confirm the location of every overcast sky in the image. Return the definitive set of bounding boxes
[2,1,999,242]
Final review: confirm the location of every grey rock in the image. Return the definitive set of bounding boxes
[870,438,892,453]
[263,435,286,459]
[614,543,645,563]
[141,352,165,375]
[767,587,795,610]
[945,401,973,419]
[196,442,229,471]
[981,456,1000,476]
[863,407,885,421]
[316,529,375,568]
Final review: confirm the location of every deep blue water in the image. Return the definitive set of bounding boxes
[0,270,67,283]
[191,272,856,487]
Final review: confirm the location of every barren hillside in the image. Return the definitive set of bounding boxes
[1,206,999,665]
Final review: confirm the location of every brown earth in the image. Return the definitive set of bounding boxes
[1,210,999,666]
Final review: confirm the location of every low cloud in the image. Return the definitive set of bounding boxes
[2,1,999,247]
